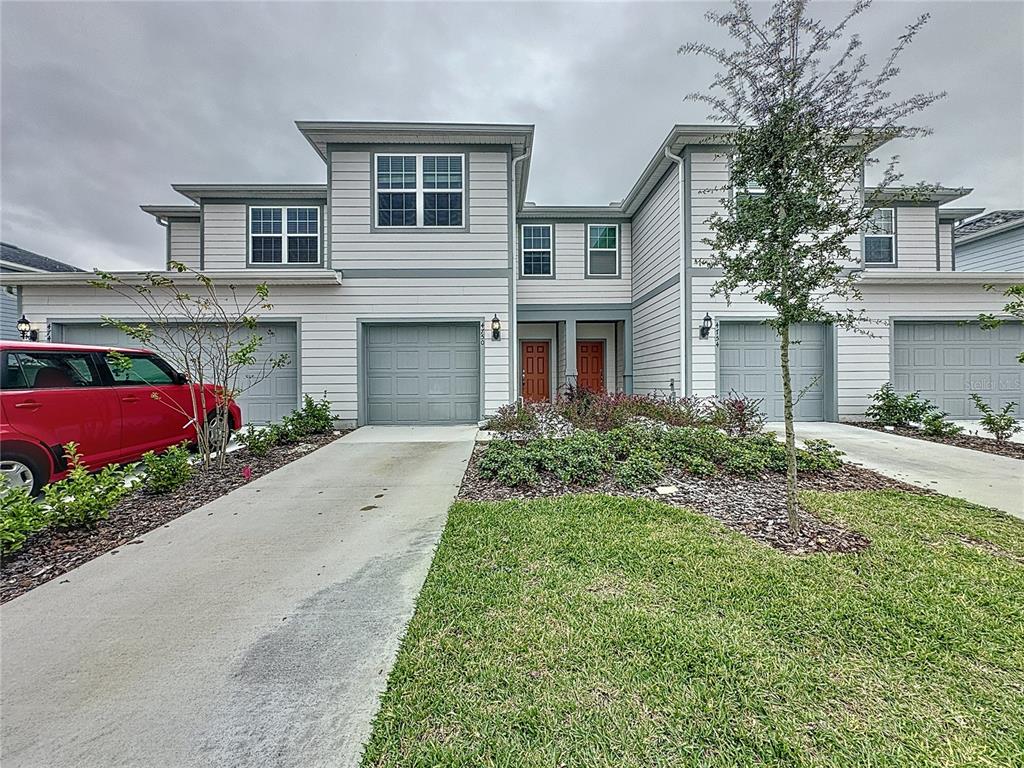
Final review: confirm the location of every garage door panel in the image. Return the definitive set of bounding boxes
[719,322,826,421]
[368,377,393,396]
[364,323,480,425]
[893,321,1023,419]
[60,322,298,425]
[368,351,392,370]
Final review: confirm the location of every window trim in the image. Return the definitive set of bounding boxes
[371,152,468,231]
[520,223,555,279]
[247,205,322,266]
[585,223,621,279]
[864,207,897,268]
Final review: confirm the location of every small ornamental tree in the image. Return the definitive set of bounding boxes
[979,283,1024,364]
[681,0,944,532]
[89,262,288,468]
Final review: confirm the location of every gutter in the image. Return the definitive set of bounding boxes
[860,270,1024,285]
[2,269,344,287]
[665,147,687,396]
[510,147,531,402]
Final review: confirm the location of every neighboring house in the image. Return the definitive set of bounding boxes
[0,242,84,341]
[6,122,1023,425]
[954,210,1024,272]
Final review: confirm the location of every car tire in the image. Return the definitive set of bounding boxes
[0,450,48,497]
[204,409,236,451]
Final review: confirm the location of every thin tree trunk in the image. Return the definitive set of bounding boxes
[779,323,801,534]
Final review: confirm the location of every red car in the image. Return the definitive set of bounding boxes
[0,341,242,494]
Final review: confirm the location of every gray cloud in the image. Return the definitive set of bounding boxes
[2,1,1021,271]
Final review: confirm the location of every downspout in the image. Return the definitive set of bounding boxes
[510,147,531,403]
[665,147,688,396]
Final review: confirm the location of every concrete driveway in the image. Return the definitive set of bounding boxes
[769,422,1024,519]
[1,426,476,768]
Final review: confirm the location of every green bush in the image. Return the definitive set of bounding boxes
[970,395,1022,441]
[604,422,663,460]
[866,383,933,427]
[238,424,279,456]
[921,411,964,438]
[547,431,611,485]
[614,450,664,489]
[797,439,845,471]
[659,427,735,466]
[140,443,192,494]
[673,453,718,476]
[43,443,137,529]
[1,484,49,556]
[284,394,335,436]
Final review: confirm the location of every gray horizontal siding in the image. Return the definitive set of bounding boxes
[629,167,679,298]
[955,226,1024,272]
[202,204,246,270]
[516,222,632,304]
[169,220,201,269]
[1,286,19,340]
[893,207,937,271]
[631,283,680,395]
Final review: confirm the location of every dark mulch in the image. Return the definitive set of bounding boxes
[850,421,1024,461]
[458,445,932,556]
[0,432,347,604]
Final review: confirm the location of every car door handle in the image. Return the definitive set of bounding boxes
[121,396,140,403]
[13,400,41,411]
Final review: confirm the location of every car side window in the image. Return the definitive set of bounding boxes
[105,354,176,386]
[5,352,100,389]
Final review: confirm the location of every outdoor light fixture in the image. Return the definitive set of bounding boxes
[16,314,36,341]
[491,314,502,341]
[699,313,713,340]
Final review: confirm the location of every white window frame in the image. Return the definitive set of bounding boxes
[586,223,620,278]
[520,223,553,277]
[373,153,466,229]
[864,207,896,266]
[248,206,321,265]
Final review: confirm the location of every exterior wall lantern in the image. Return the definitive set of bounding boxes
[491,314,502,341]
[699,313,713,340]
[17,314,37,341]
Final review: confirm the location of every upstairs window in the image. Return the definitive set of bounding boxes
[864,208,895,265]
[521,224,553,276]
[587,224,619,277]
[250,206,320,264]
[376,154,464,228]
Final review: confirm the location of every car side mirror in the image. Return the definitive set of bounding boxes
[173,372,188,385]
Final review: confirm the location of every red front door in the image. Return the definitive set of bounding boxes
[576,341,605,393]
[521,341,550,403]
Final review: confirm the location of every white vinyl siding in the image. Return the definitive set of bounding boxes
[19,277,510,426]
[330,149,509,270]
[630,167,679,298]
[893,207,938,271]
[938,222,954,271]
[632,283,680,396]
[168,220,200,269]
[955,226,1024,272]
[202,204,247,270]
[516,222,632,303]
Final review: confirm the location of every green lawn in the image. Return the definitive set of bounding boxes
[362,492,1024,768]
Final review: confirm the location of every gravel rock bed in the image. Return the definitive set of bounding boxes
[1,432,347,604]
[849,422,1024,460]
[458,445,931,555]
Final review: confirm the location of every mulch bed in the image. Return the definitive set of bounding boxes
[458,445,931,556]
[0,432,348,604]
[850,421,1024,461]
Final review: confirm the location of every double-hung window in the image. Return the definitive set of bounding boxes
[586,224,619,277]
[250,206,320,264]
[375,154,464,228]
[864,208,895,265]
[521,224,552,276]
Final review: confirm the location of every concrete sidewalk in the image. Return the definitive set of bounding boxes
[769,422,1024,519]
[1,426,476,768]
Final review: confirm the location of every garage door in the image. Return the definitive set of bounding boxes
[364,323,480,425]
[58,322,298,424]
[719,322,827,421]
[893,321,1024,418]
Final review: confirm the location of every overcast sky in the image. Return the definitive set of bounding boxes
[2,0,1022,271]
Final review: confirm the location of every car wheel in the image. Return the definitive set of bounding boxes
[204,410,236,451]
[0,452,47,496]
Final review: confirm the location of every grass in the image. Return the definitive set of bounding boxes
[361,491,1024,767]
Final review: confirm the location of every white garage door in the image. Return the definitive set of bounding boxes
[58,322,299,424]
[364,323,480,425]
[893,321,1024,418]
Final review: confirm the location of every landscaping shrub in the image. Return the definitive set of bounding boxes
[484,402,540,434]
[659,427,736,466]
[43,443,137,529]
[285,394,335,436]
[717,394,767,436]
[0,483,49,556]
[970,395,1022,441]
[866,382,933,426]
[796,439,845,471]
[604,421,663,460]
[614,450,664,489]
[921,411,964,438]
[477,440,540,487]
[140,443,192,495]
[238,424,279,456]
[547,431,611,485]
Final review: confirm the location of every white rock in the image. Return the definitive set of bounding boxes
[656,485,678,495]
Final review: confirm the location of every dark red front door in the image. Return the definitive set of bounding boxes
[521,341,550,402]
[576,341,605,393]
